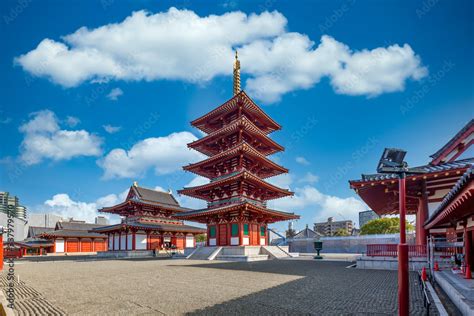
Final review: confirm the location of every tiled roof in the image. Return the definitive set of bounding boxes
[56,221,105,231]
[425,165,474,225]
[133,186,179,206]
[174,201,298,219]
[28,226,55,238]
[294,227,321,239]
[430,119,474,160]
[92,222,206,234]
[351,158,474,183]
[42,229,106,238]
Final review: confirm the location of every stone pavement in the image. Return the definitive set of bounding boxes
[0,274,65,315]
[3,258,438,315]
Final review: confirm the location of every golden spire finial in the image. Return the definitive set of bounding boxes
[233,50,241,96]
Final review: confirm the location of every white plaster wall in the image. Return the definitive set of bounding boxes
[113,235,119,250]
[120,234,126,250]
[127,234,133,250]
[185,236,194,248]
[230,237,239,245]
[260,237,266,245]
[135,234,147,250]
[242,237,249,245]
[108,235,113,250]
[55,239,64,253]
[209,238,216,246]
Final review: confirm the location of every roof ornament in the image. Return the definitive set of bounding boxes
[133,181,138,187]
[233,50,241,96]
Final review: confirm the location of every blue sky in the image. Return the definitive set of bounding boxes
[1,0,473,231]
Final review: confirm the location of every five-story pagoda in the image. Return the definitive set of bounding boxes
[176,52,299,247]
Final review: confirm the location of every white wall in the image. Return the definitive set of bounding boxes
[185,236,194,248]
[113,234,119,250]
[108,234,113,250]
[55,239,64,253]
[135,234,147,250]
[127,234,133,250]
[120,234,126,250]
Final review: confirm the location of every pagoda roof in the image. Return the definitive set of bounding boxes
[430,119,474,165]
[178,170,293,201]
[129,185,180,207]
[188,115,283,156]
[174,201,299,223]
[100,184,190,215]
[350,158,474,185]
[191,91,281,134]
[41,229,106,239]
[183,141,288,179]
[92,221,206,234]
[425,165,474,229]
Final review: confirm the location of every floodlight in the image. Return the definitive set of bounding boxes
[377,148,407,173]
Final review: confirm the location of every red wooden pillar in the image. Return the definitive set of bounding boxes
[112,233,115,251]
[0,234,3,271]
[216,222,220,246]
[239,222,244,246]
[125,231,129,250]
[53,238,56,253]
[132,231,136,251]
[206,226,210,246]
[227,222,231,246]
[416,182,428,245]
[465,226,471,275]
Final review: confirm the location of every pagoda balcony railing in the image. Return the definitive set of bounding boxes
[366,244,427,257]
[208,197,266,209]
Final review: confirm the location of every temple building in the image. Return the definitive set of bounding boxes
[350,119,473,246]
[175,52,299,248]
[93,183,205,252]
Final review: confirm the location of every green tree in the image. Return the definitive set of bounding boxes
[360,217,414,235]
[333,228,350,236]
[195,234,206,243]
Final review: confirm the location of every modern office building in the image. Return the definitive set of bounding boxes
[314,217,353,236]
[359,210,379,228]
[29,213,64,228]
[0,191,27,220]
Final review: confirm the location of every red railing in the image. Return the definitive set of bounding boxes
[367,244,426,257]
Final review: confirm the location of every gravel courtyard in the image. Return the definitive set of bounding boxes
[3,258,436,315]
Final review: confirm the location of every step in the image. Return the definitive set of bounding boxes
[216,254,269,262]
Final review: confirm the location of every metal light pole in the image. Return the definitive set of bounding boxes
[376,148,426,316]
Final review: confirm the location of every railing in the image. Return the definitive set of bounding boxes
[418,270,431,315]
[3,248,23,259]
[366,244,427,257]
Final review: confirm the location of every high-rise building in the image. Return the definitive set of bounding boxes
[314,217,353,236]
[0,191,27,220]
[28,213,64,228]
[359,210,379,228]
[95,216,108,225]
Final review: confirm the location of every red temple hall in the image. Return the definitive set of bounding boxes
[176,52,299,246]
[94,183,205,251]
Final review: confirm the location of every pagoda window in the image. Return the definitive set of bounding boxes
[231,223,239,237]
[243,223,249,236]
[260,226,265,237]
[209,226,216,238]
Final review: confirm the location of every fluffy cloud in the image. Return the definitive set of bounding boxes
[40,189,128,223]
[295,156,310,165]
[103,124,121,134]
[65,116,80,127]
[14,8,427,103]
[106,88,123,101]
[176,176,209,210]
[268,173,368,228]
[99,131,204,179]
[19,110,102,165]
[298,172,319,184]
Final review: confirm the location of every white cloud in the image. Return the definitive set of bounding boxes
[41,188,128,223]
[14,8,427,103]
[298,172,319,184]
[106,87,123,101]
[295,156,310,165]
[267,173,292,189]
[19,110,102,165]
[269,185,368,227]
[65,116,80,127]
[176,176,208,210]
[103,124,122,134]
[99,131,204,179]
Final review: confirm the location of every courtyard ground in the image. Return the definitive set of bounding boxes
[2,258,438,315]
